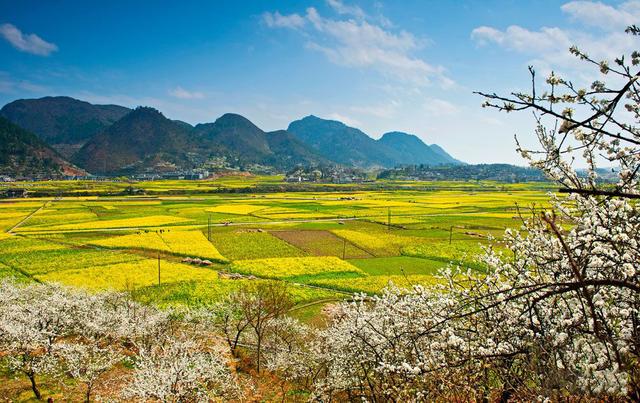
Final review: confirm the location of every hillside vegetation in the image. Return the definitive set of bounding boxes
[0,117,84,177]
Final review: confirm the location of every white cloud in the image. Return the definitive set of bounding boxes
[0,23,57,56]
[0,72,48,94]
[327,112,361,127]
[423,98,460,116]
[262,11,306,29]
[168,86,205,99]
[264,4,452,88]
[471,25,571,54]
[326,0,366,20]
[561,1,640,30]
[350,101,399,118]
[471,1,640,73]
[478,115,506,127]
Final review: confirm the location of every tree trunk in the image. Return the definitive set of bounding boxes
[28,373,42,400]
[256,334,262,373]
[499,388,513,403]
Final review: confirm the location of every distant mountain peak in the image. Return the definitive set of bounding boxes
[298,115,347,128]
[0,96,130,156]
[213,113,261,129]
[73,105,192,174]
[134,105,162,113]
[288,117,462,167]
[380,131,423,142]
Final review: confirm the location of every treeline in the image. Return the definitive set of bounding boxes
[4,181,555,199]
[378,163,548,182]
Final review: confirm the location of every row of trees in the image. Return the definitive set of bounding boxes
[0,281,240,401]
[0,280,307,401]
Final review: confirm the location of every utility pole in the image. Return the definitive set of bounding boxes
[157,252,161,286]
[387,208,391,231]
[449,225,454,245]
[342,237,346,259]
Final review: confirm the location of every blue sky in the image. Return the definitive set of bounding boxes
[1,0,638,164]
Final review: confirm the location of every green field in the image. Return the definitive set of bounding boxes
[0,176,550,313]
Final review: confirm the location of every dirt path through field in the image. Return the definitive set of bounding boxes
[13,216,362,234]
[6,199,54,234]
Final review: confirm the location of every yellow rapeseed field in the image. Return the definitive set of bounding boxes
[332,229,414,256]
[230,256,364,279]
[38,259,220,291]
[207,204,266,215]
[160,230,227,262]
[34,215,191,231]
[91,230,227,262]
[90,232,170,252]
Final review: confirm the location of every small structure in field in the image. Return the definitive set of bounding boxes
[1,188,28,198]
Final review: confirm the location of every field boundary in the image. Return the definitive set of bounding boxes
[6,199,52,234]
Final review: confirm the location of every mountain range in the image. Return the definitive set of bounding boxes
[0,96,461,176]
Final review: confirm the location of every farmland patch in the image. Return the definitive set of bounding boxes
[210,229,306,260]
[230,256,364,280]
[271,230,371,258]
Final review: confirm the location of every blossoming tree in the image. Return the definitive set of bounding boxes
[282,27,640,401]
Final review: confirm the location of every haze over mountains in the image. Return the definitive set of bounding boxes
[0,96,461,176]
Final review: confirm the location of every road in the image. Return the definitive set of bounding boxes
[13,216,361,234]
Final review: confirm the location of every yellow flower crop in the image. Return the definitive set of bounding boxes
[30,215,190,231]
[90,230,227,262]
[207,204,266,215]
[230,256,364,280]
[160,230,227,262]
[90,232,171,252]
[210,230,307,260]
[38,259,220,291]
[332,229,413,256]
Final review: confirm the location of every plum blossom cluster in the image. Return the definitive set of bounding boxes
[0,281,239,401]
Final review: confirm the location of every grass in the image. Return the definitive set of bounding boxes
[401,240,487,269]
[308,274,440,295]
[0,261,30,282]
[349,256,446,276]
[132,279,343,308]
